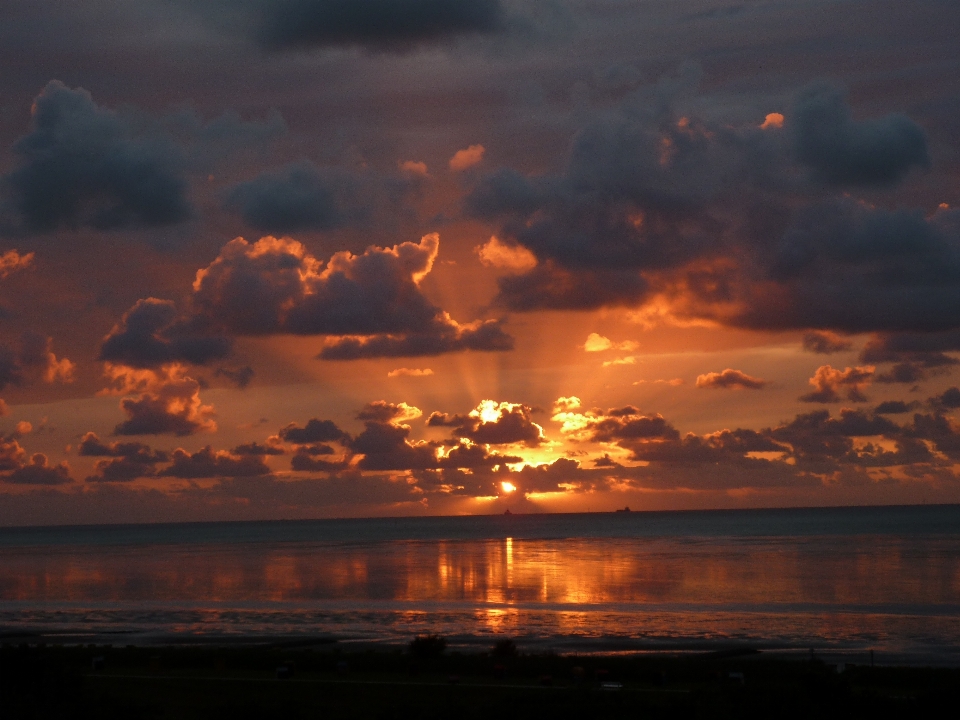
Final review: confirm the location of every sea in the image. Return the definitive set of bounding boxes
[1,505,959,665]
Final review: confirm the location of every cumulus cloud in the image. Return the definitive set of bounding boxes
[791,83,930,186]
[0,81,190,233]
[249,0,504,51]
[931,387,960,410]
[107,364,217,436]
[4,453,71,485]
[161,446,271,479]
[463,81,960,343]
[278,418,346,444]
[799,365,875,403]
[189,233,513,358]
[0,249,34,279]
[224,160,421,234]
[802,331,852,354]
[696,368,766,390]
[449,144,485,171]
[0,333,74,390]
[100,298,231,369]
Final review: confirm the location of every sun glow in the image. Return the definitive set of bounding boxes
[500,481,517,494]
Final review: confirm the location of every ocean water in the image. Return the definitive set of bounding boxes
[1,505,958,664]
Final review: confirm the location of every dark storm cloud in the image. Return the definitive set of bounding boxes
[278,418,346,443]
[252,0,504,51]
[78,432,169,463]
[0,81,190,234]
[189,233,512,358]
[224,160,421,234]
[791,84,930,187]
[802,331,852,354]
[875,362,928,384]
[931,387,960,410]
[161,446,271,479]
[100,299,231,369]
[860,331,960,368]
[874,400,914,415]
[494,264,650,312]
[466,80,960,338]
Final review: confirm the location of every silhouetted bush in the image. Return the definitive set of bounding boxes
[492,638,518,658]
[409,635,447,659]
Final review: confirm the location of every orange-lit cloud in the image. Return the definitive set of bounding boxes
[449,144,485,171]
[696,369,767,390]
[0,250,34,279]
[583,333,638,352]
[399,160,429,176]
[475,236,537,271]
[387,367,434,378]
[800,365,875,403]
[760,112,784,129]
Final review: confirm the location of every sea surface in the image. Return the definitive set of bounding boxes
[1,505,959,665]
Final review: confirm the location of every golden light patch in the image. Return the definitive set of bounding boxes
[760,112,784,129]
[500,481,517,494]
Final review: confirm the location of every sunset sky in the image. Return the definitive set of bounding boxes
[2,0,960,525]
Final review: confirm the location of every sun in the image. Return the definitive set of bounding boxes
[500,481,517,494]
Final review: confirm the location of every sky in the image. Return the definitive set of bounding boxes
[1,0,960,526]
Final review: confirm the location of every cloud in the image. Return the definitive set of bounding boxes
[463,82,959,341]
[931,387,960,410]
[100,298,231,369]
[696,368,766,390]
[799,365,875,403]
[802,331,852,354]
[215,365,254,388]
[430,399,544,447]
[387,367,434,378]
[449,144,485,171]
[1,81,190,233]
[399,160,429,177]
[108,364,217,436]
[0,250,33,279]
[874,400,914,415]
[190,233,513,358]
[875,362,929,384]
[357,400,422,424]
[0,333,74,391]
[250,0,504,51]
[4,453,71,485]
[224,160,421,234]
[81,434,169,483]
[603,356,636,367]
[233,439,286,456]
[475,236,537,272]
[278,418,346,444]
[583,333,638,352]
[860,331,960,368]
[791,83,930,186]
[760,113,784,130]
[160,446,271,479]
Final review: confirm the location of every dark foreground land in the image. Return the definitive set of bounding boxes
[2,641,958,719]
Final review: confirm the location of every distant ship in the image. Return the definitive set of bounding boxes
[615,506,631,513]
[504,509,512,515]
